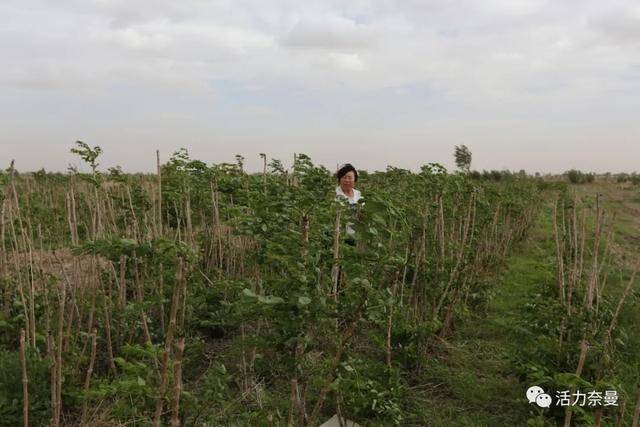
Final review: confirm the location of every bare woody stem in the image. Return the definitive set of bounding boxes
[157,150,163,237]
[553,196,566,306]
[81,328,98,425]
[154,259,185,427]
[171,338,186,427]
[330,208,341,298]
[20,329,29,427]
[308,304,364,425]
[564,339,589,427]
[615,400,626,427]
[633,390,640,427]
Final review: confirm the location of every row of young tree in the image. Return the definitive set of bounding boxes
[516,192,640,426]
[0,142,635,425]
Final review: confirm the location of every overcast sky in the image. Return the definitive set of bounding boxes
[1,0,639,173]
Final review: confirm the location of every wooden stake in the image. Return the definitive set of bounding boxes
[330,208,341,298]
[606,267,637,340]
[386,271,399,369]
[594,407,603,427]
[615,400,626,427]
[103,302,117,375]
[81,328,98,425]
[564,339,589,427]
[51,251,68,427]
[553,196,566,306]
[20,329,29,427]
[308,305,364,426]
[154,259,185,427]
[171,338,185,427]
[632,390,640,427]
[157,149,163,237]
[288,379,297,426]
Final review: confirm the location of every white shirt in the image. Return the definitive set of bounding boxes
[335,186,362,205]
[335,186,361,237]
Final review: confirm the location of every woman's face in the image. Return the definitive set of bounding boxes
[340,171,355,191]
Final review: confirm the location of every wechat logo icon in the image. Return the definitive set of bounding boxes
[527,386,552,408]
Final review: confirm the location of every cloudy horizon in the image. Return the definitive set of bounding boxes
[1,0,639,174]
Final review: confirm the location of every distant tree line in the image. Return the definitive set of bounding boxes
[615,172,640,184]
[467,169,529,181]
[565,169,596,184]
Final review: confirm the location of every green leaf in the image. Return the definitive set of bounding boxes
[258,295,284,305]
[554,372,593,389]
[242,289,257,298]
[298,296,311,306]
[120,238,137,246]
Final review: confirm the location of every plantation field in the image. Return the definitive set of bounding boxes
[415,181,640,426]
[0,146,638,426]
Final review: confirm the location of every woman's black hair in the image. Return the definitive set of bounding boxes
[336,163,358,182]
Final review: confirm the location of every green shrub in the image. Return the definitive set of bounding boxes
[0,349,51,426]
[565,169,595,184]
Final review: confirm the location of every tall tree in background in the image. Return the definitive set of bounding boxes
[454,144,472,172]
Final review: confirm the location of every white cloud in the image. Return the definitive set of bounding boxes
[589,6,640,46]
[98,20,275,54]
[326,53,365,71]
[279,15,376,50]
[1,0,639,172]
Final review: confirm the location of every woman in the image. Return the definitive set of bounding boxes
[335,163,362,245]
[335,163,361,206]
